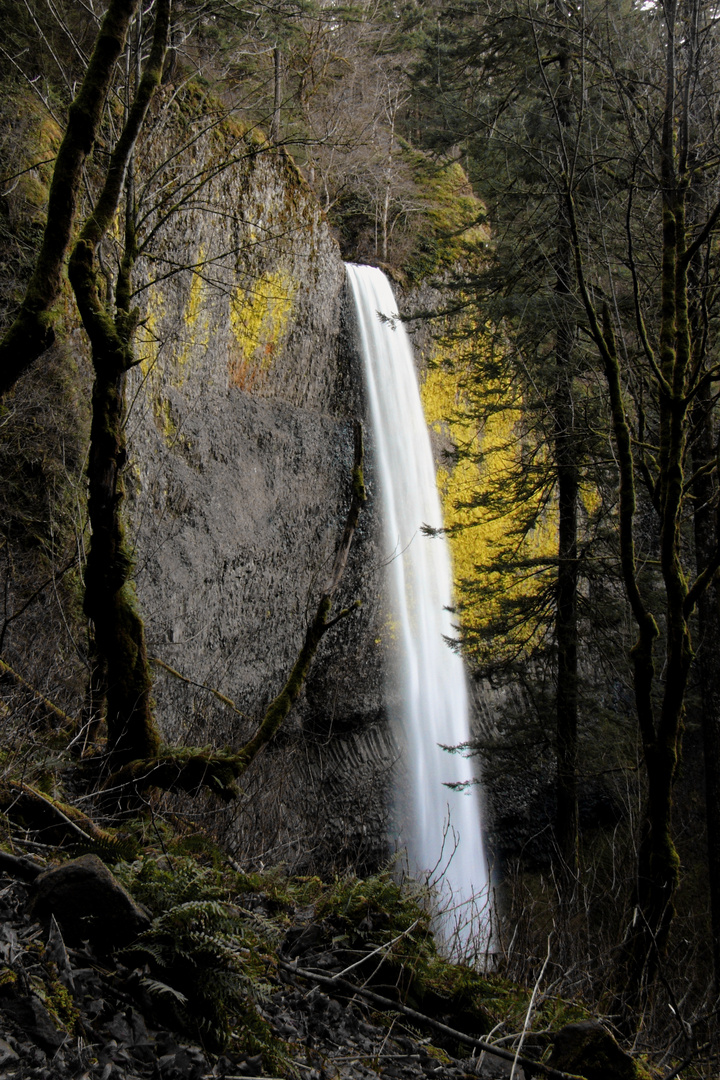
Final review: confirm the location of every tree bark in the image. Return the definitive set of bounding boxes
[68,0,171,764]
[684,134,720,990]
[271,46,282,144]
[690,373,720,990]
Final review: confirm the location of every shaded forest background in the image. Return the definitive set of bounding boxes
[2,0,720,1073]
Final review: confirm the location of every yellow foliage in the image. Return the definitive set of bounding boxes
[229,270,295,389]
[420,334,557,650]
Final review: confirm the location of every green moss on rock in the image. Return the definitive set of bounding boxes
[549,1020,654,1080]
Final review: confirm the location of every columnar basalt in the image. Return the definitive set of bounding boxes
[126,96,392,870]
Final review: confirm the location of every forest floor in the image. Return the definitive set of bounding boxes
[0,852,526,1080]
[0,799,656,1080]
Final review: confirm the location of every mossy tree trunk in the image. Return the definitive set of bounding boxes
[0,0,139,397]
[688,266,720,992]
[691,403,720,991]
[68,0,171,765]
[682,135,720,990]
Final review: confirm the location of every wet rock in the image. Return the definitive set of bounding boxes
[233,1053,264,1076]
[0,1037,19,1067]
[157,1046,205,1080]
[548,1020,652,1080]
[462,1052,515,1079]
[0,993,65,1052]
[28,855,150,952]
[45,916,74,989]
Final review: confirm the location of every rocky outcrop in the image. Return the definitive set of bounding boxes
[0,860,530,1080]
[548,1021,653,1080]
[0,855,656,1080]
[126,92,393,871]
[28,854,151,952]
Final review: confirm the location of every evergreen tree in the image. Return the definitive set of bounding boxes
[409,0,616,896]
[410,0,720,1020]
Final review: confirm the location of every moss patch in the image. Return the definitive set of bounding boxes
[228,269,295,390]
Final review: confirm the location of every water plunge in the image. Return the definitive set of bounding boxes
[346,264,488,949]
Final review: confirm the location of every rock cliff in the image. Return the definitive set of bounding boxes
[126,94,395,871]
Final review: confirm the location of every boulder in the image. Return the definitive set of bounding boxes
[28,854,150,952]
[548,1020,652,1080]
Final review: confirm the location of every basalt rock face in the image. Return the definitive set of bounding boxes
[126,98,394,872]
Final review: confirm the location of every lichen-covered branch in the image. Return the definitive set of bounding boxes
[0,780,121,848]
[149,656,254,721]
[0,658,75,730]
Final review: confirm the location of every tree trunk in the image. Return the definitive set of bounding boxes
[69,0,170,764]
[685,143,720,989]
[0,0,139,397]
[553,43,579,888]
[554,372,579,882]
[271,46,282,144]
[690,380,720,989]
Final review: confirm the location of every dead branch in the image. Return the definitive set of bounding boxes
[276,959,587,1080]
[148,656,254,722]
[0,658,76,730]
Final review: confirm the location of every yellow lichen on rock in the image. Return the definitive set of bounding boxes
[137,287,166,378]
[171,253,212,388]
[228,270,295,390]
[135,256,212,446]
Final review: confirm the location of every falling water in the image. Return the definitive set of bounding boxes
[346,263,488,949]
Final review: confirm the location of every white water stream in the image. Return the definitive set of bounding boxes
[346,264,488,949]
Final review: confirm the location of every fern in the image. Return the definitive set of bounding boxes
[113,855,226,915]
[122,896,275,1053]
[115,854,293,1064]
[141,977,188,1005]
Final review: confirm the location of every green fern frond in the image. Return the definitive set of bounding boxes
[121,889,275,1052]
[141,977,188,1005]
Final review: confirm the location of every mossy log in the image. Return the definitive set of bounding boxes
[0,780,123,850]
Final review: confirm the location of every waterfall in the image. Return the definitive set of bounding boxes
[346,263,488,950]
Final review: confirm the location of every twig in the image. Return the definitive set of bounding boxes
[331,919,420,982]
[276,959,586,1080]
[0,555,77,654]
[511,931,552,1079]
[0,658,75,729]
[149,656,254,722]
[661,1057,693,1080]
